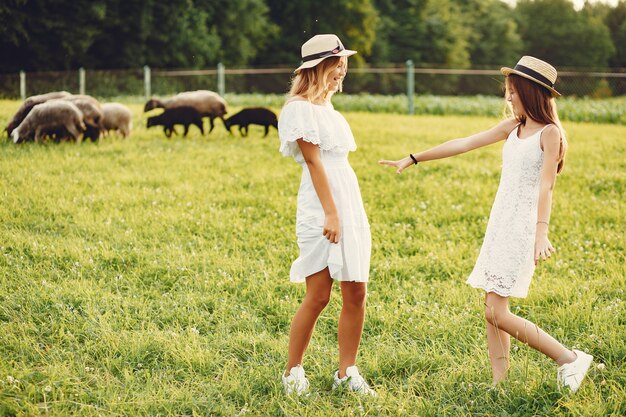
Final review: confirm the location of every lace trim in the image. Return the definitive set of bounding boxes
[466,128,544,298]
[278,101,356,158]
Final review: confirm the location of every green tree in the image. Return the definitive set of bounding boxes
[197,0,279,66]
[458,0,523,66]
[370,0,428,64]
[371,0,471,67]
[420,0,470,67]
[515,0,614,69]
[603,0,626,67]
[0,0,107,72]
[86,0,220,69]
[142,0,219,68]
[613,21,626,68]
[0,0,278,71]
[0,0,29,50]
[257,0,378,66]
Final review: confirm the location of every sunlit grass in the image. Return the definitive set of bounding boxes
[0,99,624,416]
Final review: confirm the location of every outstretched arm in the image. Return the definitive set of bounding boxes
[379,118,518,174]
[298,139,341,244]
[534,125,561,264]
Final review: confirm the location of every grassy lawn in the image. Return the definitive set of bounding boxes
[0,100,624,416]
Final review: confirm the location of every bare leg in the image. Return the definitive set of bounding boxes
[338,281,367,378]
[485,308,511,384]
[285,268,333,373]
[484,292,576,366]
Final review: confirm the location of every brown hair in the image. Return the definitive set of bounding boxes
[506,74,568,173]
[287,56,347,104]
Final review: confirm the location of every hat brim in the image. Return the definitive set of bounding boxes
[501,67,561,97]
[295,50,357,73]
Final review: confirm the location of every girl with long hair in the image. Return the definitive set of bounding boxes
[379,56,592,393]
[278,34,375,396]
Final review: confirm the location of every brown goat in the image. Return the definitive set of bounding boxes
[6,91,72,136]
[12,100,86,143]
[144,90,227,133]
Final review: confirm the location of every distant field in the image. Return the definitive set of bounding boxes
[0,99,624,416]
[222,94,626,125]
[50,94,626,125]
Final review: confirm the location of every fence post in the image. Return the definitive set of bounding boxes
[79,67,86,95]
[144,65,151,99]
[406,59,414,115]
[19,71,26,100]
[217,62,225,96]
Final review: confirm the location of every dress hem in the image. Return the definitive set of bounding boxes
[290,265,369,284]
[465,281,528,299]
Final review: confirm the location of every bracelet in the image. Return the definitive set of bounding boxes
[536,221,549,225]
[409,154,418,165]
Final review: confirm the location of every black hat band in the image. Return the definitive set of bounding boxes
[513,64,554,87]
[301,45,345,63]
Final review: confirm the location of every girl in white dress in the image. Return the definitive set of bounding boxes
[379,56,592,393]
[278,34,375,396]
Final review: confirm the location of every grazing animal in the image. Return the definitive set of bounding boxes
[40,125,94,143]
[11,100,85,143]
[146,106,204,138]
[6,91,71,136]
[62,96,104,142]
[144,90,227,133]
[101,103,132,138]
[223,107,278,137]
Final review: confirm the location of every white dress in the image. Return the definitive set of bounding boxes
[466,125,549,298]
[278,100,371,283]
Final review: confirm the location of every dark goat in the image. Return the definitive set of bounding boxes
[223,107,278,137]
[146,106,204,138]
[43,115,100,143]
[62,97,104,142]
[144,90,227,133]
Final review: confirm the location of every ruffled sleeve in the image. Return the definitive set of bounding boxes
[278,101,356,160]
[278,101,321,158]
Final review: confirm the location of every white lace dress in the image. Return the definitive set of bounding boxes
[466,125,549,298]
[278,100,371,283]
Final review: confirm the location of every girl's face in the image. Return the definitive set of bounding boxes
[506,81,525,116]
[326,59,347,93]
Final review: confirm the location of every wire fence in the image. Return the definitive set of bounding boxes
[1,63,625,100]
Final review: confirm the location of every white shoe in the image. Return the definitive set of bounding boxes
[557,349,593,393]
[282,365,310,396]
[333,365,377,396]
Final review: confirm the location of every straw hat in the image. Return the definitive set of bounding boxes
[295,34,357,73]
[501,56,561,97]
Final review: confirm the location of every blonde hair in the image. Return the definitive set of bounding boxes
[287,56,347,103]
[505,74,568,174]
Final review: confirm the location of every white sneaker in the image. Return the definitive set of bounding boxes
[557,349,593,393]
[282,365,310,396]
[332,365,377,396]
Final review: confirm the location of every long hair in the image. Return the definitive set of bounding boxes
[506,74,568,174]
[287,56,347,103]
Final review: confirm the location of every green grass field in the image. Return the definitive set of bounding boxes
[0,100,624,416]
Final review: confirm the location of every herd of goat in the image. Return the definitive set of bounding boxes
[4,89,279,144]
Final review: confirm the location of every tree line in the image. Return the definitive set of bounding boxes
[0,0,624,73]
